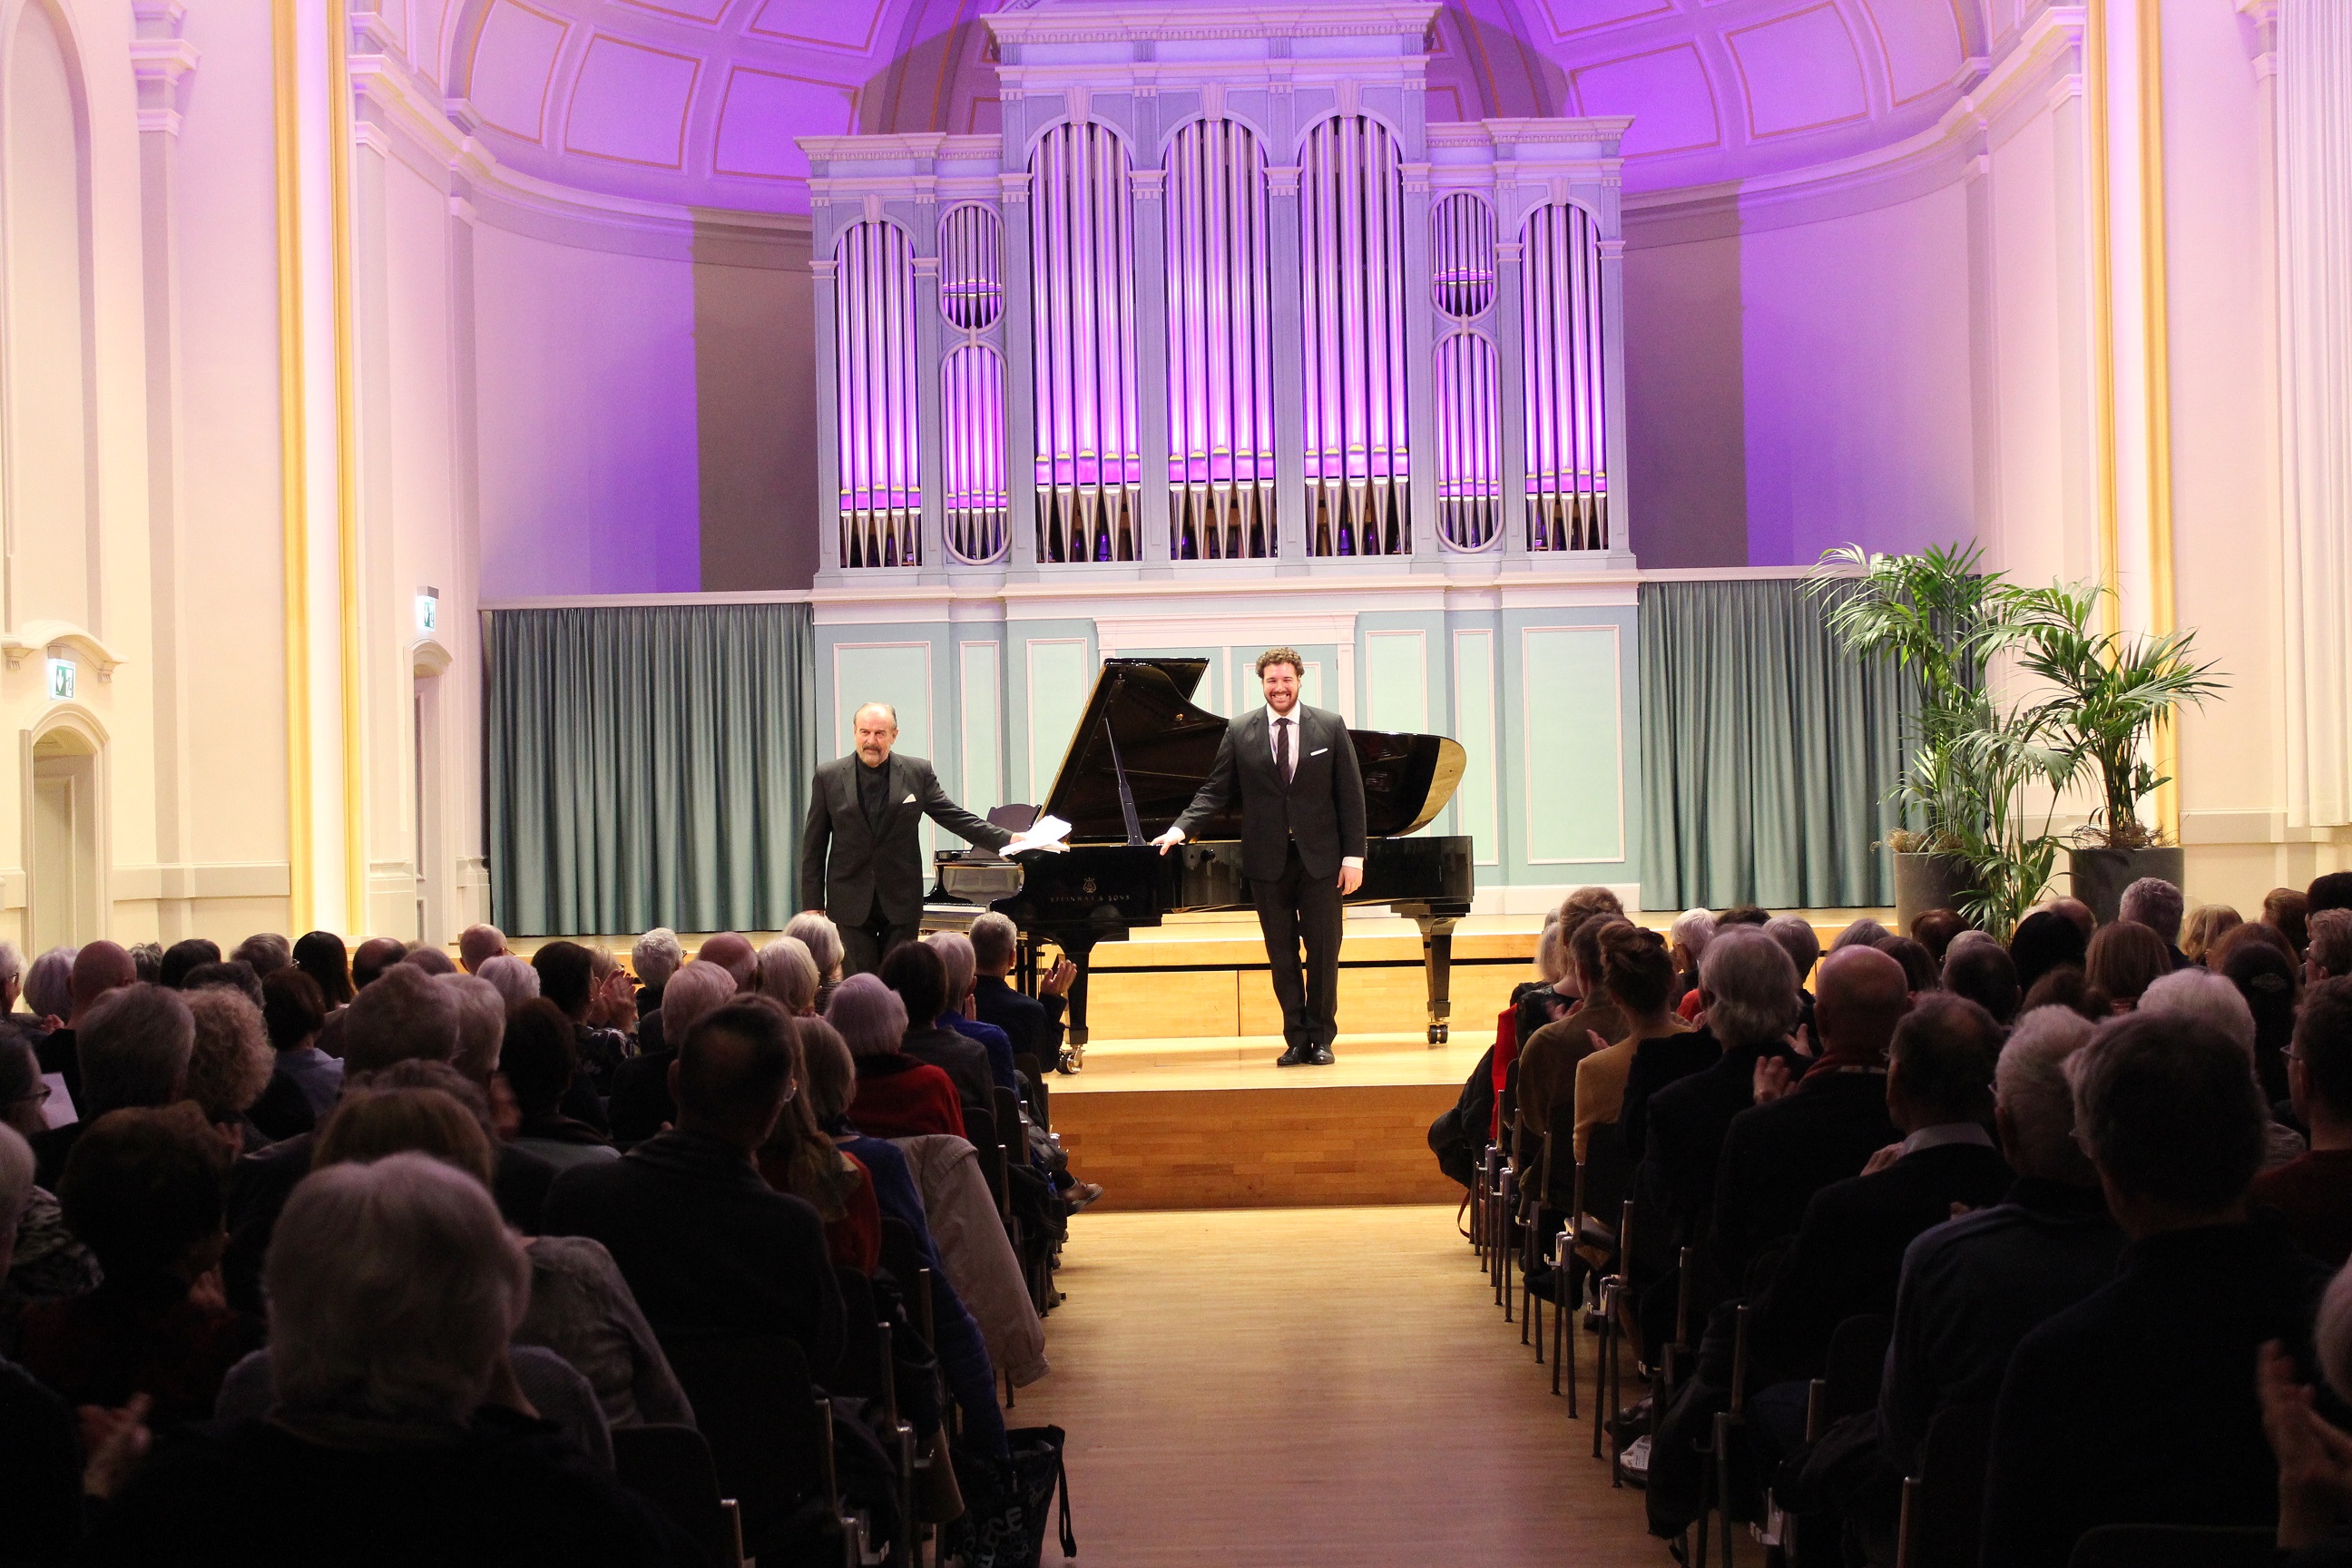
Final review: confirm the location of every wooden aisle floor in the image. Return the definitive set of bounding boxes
[1011,1205,1668,1567]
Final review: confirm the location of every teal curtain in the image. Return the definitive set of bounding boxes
[485,603,816,936]
[1637,579,1921,911]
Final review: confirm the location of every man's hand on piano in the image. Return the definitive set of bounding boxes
[1152,827,1185,855]
[1337,863,1363,895]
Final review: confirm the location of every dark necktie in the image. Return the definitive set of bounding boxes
[1275,716,1293,785]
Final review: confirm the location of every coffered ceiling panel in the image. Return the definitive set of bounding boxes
[437,0,2000,212]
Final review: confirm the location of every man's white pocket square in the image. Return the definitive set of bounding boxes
[1310,748,1328,757]
[903,792,917,804]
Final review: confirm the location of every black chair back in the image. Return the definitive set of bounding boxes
[1894,1402,1994,1568]
[1818,1314,1894,1426]
[1581,1119,1632,1232]
[612,1424,740,1568]
[661,1335,829,1538]
[828,1266,887,1403]
[2065,1524,2276,1568]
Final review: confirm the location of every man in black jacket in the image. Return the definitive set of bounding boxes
[1981,1012,2330,1568]
[1155,647,1367,1065]
[800,703,1012,976]
[969,910,1074,1068]
[542,1000,843,1378]
[1706,945,1910,1289]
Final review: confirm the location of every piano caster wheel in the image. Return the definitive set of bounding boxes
[1057,1048,1083,1076]
[1428,1024,1449,1044]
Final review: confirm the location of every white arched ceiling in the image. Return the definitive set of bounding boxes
[436,0,1994,213]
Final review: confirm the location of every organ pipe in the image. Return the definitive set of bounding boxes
[1521,201,1608,552]
[1030,122,1142,563]
[833,220,919,568]
[1164,117,1276,560]
[1299,114,1410,557]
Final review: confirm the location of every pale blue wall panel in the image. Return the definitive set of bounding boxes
[1521,624,1624,864]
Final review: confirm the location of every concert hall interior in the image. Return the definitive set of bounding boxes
[0,0,2347,1563]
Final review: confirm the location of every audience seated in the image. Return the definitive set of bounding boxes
[290,930,354,1008]
[785,912,847,1015]
[753,935,820,1016]
[636,931,750,1063]
[880,943,992,1118]
[1640,928,1803,1269]
[2021,964,2110,1020]
[35,941,137,1113]
[82,1154,692,1565]
[755,1011,881,1271]
[541,999,844,1377]
[2313,872,2352,919]
[1831,916,1894,952]
[1514,916,1630,1168]
[2262,1259,2352,1563]
[1877,1007,2122,1480]
[1906,908,1967,965]
[438,973,508,1091]
[1573,925,1690,1161]
[229,934,289,979]
[456,922,509,975]
[2217,923,2303,1106]
[502,1000,620,1172]
[924,931,1018,1094]
[17,1104,262,1430]
[606,958,734,1149]
[1981,1011,2329,1568]
[181,987,279,1155]
[309,1084,691,1432]
[969,911,1073,1070]
[399,943,456,976]
[830,975,965,1140]
[2120,876,2192,968]
[1942,936,2020,1024]
[0,1039,99,1316]
[2141,965,2308,1170]
[629,927,681,1014]
[2311,910,2352,988]
[1872,935,1940,995]
[2186,902,2245,965]
[2085,919,2172,1012]
[475,953,539,1009]
[1764,915,1822,1035]
[2269,887,2314,958]
[2009,907,2091,995]
[531,941,629,1103]
[1666,906,1718,1014]
[347,936,407,992]
[23,944,74,1032]
[1706,945,1908,1294]
[2254,978,2352,1267]
[34,982,193,1189]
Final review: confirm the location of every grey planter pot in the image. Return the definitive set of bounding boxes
[2070,845,2186,926]
[1894,852,1983,934]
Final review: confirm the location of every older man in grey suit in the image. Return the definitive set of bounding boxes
[801,703,1012,976]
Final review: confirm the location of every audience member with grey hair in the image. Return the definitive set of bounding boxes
[456,923,508,975]
[1668,906,1717,1010]
[0,940,24,1017]
[1696,926,1801,1050]
[969,909,1078,1072]
[29,983,197,1189]
[399,944,456,977]
[2308,907,2352,983]
[230,933,291,978]
[1871,1005,2122,1498]
[1831,916,1894,952]
[474,954,540,1009]
[924,930,1019,1093]
[183,988,276,1149]
[2140,965,2306,1170]
[84,1152,690,1563]
[438,973,507,1085]
[754,936,820,1015]
[605,960,737,1149]
[23,945,74,1024]
[36,942,137,1112]
[631,927,684,1005]
[826,973,965,1140]
[1764,916,1821,989]
[1983,1011,2329,1568]
[2119,875,2189,960]
[338,962,459,1074]
[785,911,846,1013]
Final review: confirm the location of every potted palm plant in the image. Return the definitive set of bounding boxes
[2013,583,2225,923]
[1811,543,2022,929]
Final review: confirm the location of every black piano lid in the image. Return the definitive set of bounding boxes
[1035,657,1469,844]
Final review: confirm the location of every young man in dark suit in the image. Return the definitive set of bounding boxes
[800,702,1012,976]
[1154,647,1367,1066]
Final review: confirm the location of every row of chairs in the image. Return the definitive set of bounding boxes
[1465,1089,2283,1568]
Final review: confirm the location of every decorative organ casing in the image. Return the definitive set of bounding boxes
[800,5,1631,583]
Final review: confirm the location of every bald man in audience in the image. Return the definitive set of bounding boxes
[456,924,508,975]
[1706,945,1910,1289]
[34,940,136,1111]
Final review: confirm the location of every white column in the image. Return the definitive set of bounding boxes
[2279,0,2352,826]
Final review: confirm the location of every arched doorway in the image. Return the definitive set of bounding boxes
[27,713,103,948]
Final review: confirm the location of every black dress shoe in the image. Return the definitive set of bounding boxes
[1308,1045,1335,1065]
[1275,1045,1313,1067]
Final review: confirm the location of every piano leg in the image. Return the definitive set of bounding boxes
[1415,915,1460,1045]
[1059,942,1096,1074]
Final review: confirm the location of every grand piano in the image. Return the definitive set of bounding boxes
[932,657,1475,1068]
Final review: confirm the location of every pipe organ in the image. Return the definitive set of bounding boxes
[802,4,1632,583]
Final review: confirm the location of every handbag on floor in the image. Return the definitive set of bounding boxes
[944,1424,1076,1567]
